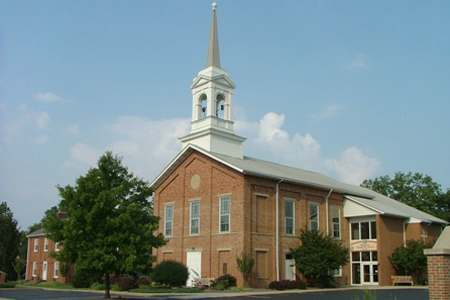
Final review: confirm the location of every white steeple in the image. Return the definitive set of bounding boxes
[179,3,245,159]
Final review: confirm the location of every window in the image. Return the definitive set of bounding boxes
[332,207,341,238]
[351,223,360,240]
[55,242,60,251]
[284,200,294,235]
[44,238,49,252]
[351,221,377,240]
[34,238,39,252]
[164,205,174,237]
[190,201,200,235]
[309,203,319,230]
[32,262,37,277]
[54,262,59,278]
[332,267,342,277]
[219,196,230,233]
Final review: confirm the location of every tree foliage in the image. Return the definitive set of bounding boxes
[236,252,254,287]
[42,151,166,298]
[361,172,450,221]
[389,239,431,284]
[0,202,21,281]
[291,230,349,287]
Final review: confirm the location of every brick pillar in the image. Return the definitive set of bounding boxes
[425,249,450,300]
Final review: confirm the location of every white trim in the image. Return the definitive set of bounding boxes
[53,261,59,278]
[331,206,341,239]
[254,192,269,198]
[55,242,60,252]
[44,238,49,252]
[219,196,231,233]
[32,261,37,277]
[190,201,200,236]
[284,199,295,236]
[164,204,174,237]
[309,202,320,231]
[345,196,385,215]
[34,238,39,252]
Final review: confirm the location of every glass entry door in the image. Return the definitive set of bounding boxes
[362,263,378,284]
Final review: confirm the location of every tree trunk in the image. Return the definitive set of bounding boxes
[105,273,111,299]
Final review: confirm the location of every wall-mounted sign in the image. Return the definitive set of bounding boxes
[351,240,377,252]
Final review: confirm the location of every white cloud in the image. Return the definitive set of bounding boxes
[31,135,49,144]
[63,143,100,170]
[34,92,71,103]
[326,147,381,185]
[309,104,343,121]
[1,105,50,138]
[348,53,368,69]
[64,116,191,179]
[64,125,80,136]
[63,113,380,187]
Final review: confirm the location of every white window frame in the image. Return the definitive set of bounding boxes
[284,199,295,235]
[53,261,59,278]
[351,220,377,240]
[164,204,174,237]
[34,238,39,252]
[55,242,60,251]
[333,266,342,277]
[219,196,231,233]
[32,262,37,277]
[309,203,320,231]
[44,238,49,252]
[190,201,200,236]
[332,206,341,239]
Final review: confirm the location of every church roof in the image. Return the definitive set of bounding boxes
[151,144,447,225]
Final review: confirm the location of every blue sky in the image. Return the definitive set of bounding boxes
[1,1,449,229]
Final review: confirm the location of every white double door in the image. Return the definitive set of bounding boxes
[186,251,202,287]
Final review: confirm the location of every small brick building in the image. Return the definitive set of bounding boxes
[425,226,450,300]
[25,229,74,283]
[151,4,447,288]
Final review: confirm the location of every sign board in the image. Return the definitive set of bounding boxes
[350,240,377,251]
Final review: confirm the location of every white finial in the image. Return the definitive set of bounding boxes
[212,3,217,10]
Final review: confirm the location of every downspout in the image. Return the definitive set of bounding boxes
[325,189,333,235]
[403,220,407,246]
[275,179,283,282]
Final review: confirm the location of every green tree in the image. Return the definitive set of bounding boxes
[361,172,450,221]
[0,202,21,281]
[389,239,430,284]
[42,151,166,298]
[291,230,349,287]
[151,260,189,287]
[236,252,254,287]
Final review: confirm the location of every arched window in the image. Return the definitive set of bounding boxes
[199,94,207,119]
[216,94,225,118]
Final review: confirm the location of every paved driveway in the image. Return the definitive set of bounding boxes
[0,288,429,300]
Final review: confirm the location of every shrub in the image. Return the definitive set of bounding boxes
[151,260,189,287]
[390,239,431,284]
[117,276,139,291]
[89,282,105,290]
[268,280,306,290]
[236,252,254,287]
[212,274,237,290]
[0,283,16,288]
[72,269,98,288]
[137,276,151,286]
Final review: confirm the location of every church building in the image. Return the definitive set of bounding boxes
[151,4,447,287]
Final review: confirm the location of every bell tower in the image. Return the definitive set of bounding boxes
[179,3,245,159]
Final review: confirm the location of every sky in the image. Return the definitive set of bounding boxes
[1,0,449,230]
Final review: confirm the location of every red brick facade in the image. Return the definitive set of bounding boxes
[153,150,350,287]
[427,255,450,300]
[26,235,73,283]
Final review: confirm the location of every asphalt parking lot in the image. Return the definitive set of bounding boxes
[0,288,430,300]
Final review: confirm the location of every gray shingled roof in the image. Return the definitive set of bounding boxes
[26,228,45,238]
[151,145,448,225]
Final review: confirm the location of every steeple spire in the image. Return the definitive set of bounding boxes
[206,3,221,68]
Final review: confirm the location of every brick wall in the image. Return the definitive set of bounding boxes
[427,254,450,300]
[26,236,70,283]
